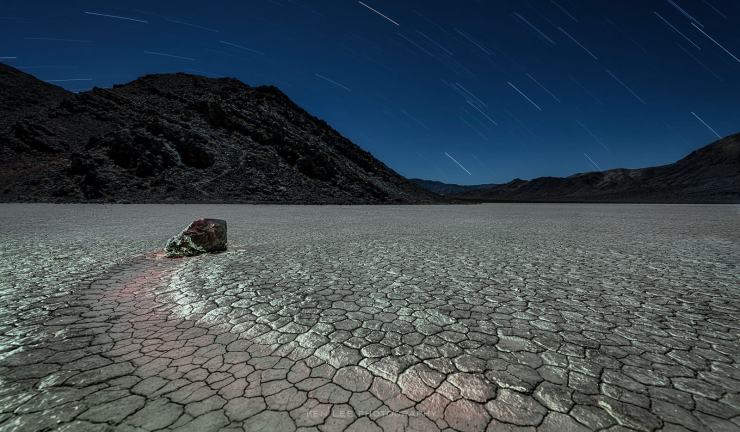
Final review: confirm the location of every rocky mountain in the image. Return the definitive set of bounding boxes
[0,64,441,203]
[408,179,492,197]
[412,134,740,203]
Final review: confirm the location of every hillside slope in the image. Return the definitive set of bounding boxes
[0,64,441,204]
[413,134,740,203]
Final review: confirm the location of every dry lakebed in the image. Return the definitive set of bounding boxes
[0,204,738,432]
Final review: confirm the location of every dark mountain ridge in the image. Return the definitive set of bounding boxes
[0,63,441,203]
[2,63,736,204]
[408,179,493,196]
[412,134,740,203]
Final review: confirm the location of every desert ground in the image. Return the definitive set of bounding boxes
[0,204,738,432]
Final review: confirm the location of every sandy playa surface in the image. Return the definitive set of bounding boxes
[0,204,738,431]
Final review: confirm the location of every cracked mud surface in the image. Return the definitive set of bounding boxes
[0,204,738,432]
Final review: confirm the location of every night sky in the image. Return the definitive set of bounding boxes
[1,1,739,184]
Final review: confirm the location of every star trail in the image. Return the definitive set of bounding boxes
[1,0,738,185]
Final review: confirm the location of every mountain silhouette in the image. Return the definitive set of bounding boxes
[0,64,440,204]
[412,134,739,203]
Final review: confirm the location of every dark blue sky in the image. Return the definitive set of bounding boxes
[1,0,738,184]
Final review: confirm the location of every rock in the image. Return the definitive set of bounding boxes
[165,219,227,257]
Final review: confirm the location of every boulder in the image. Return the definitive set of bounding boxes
[165,218,227,257]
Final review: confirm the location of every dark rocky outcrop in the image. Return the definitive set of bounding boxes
[412,134,740,204]
[0,64,441,204]
[165,218,227,257]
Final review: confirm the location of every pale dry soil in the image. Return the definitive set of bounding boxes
[0,204,738,432]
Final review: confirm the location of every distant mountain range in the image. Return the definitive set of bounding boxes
[0,64,440,203]
[1,63,737,204]
[412,134,740,203]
